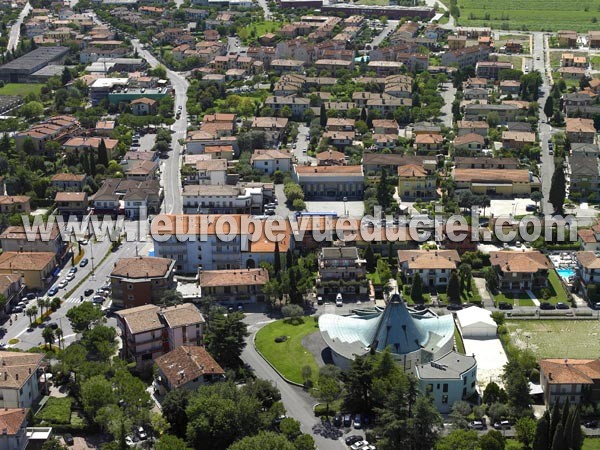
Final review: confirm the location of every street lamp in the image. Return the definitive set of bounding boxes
[343,196,347,217]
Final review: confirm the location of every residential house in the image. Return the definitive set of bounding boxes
[183,158,227,185]
[204,145,235,160]
[90,178,161,218]
[0,252,56,290]
[589,31,600,49]
[456,120,489,137]
[293,165,364,200]
[397,249,461,287]
[63,137,118,160]
[0,196,30,215]
[566,118,596,143]
[154,346,224,395]
[499,80,521,96]
[0,408,30,450]
[0,352,44,408]
[578,222,600,251]
[327,118,355,131]
[316,150,346,166]
[415,133,444,153]
[448,35,467,50]
[199,268,269,303]
[264,96,310,119]
[463,87,488,101]
[251,149,292,175]
[54,192,88,218]
[116,303,205,368]
[0,225,64,257]
[130,97,157,116]
[367,60,403,76]
[0,274,24,315]
[576,251,600,290]
[125,160,159,182]
[502,131,536,150]
[453,133,485,152]
[558,30,578,48]
[454,157,519,170]
[397,164,436,200]
[440,45,491,69]
[182,185,261,214]
[362,154,433,174]
[250,117,288,145]
[569,153,600,200]
[314,59,353,75]
[539,359,600,406]
[475,61,513,79]
[372,119,399,135]
[50,173,86,191]
[463,103,520,123]
[15,115,79,155]
[316,246,368,300]
[489,251,552,292]
[416,352,477,414]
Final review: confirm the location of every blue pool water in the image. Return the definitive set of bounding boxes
[557,268,575,279]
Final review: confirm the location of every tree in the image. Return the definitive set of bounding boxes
[273,240,281,275]
[483,382,506,405]
[285,249,293,270]
[408,396,443,450]
[42,437,68,450]
[447,272,461,304]
[376,169,393,209]
[281,304,303,320]
[159,290,184,307]
[280,418,301,441]
[544,96,554,119]
[435,429,479,450]
[26,305,38,326]
[294,434,316,450]
[55,327,64,350]
[531,191,543,212]
[162,389,191,438]
[81,375,116,420]
[410,273,424,303]
[549,165,566,214]
[42,327,55,349]
[205,312,249,369]
[61,67,72,85]
[533,411,550,450]
[227,431,296,450]
[98,139,109,167]
[551,422,565,450]
[343,354,375,413]
[502,360,530,416]
[315,373,341,417]
[155,434,190,450]
[365,243,376,272]
[479,430,505,450]
[66,302,104,333]
[20,101,43,119]
[320,104,327,127]
[515,417,536,450]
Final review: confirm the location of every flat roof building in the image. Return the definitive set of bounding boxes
[0,46,69,82]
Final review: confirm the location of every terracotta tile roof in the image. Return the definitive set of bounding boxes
[130,97,157,105]
[55,192,87,202]
[155,346,223,388]
[539,359,600,384]
[160,303,205,328]
[454,133,485,146]
[0,351,44,389]
[457,120,489,130]
[251,117,289,129]
[397,249,460,270]
[397,164,427,178]
[51,173,86,182]
[327,118,355,127]
[372,119,398,129]
[0,252,56,271]
[415,133,443,145]
[454,168,531,183]
[0,225,60,241]
[199,268,269,287]
[294,165,363,175]
[502,131,536,143]
[0,274,21,293]
[316,150,345,161]
[251,149,292,162]
[578,229,598,244]
[0,196,30,206]
[489,251,551,273]
[576,251,600,269]
[0,408,28,435]
[111,256,175,279]
[196,159,227,171]
[566,117,596,134]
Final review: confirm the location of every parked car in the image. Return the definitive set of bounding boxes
[79,258,89,267]
[336,293,343,307]
[66,274,75,281]
[470,420,484,430]
[556,302,570,310]
[351,441,368,450]
[343,414,352,427]
[585,420,598,428]
[84,289,94,297]
[58,280,68,289]
[317,296,324,305]
[92,296,105,304]
[353,414,362,429]
[333,413,342,427]
[540,302,555,310]
[12,306,23,313]
[525,204,536,212]
[69,267,77,274]
[26,293,36,300]
[137,427,147,440]
[345,435,362,446]
[63,434,74,446]
[498,302,513,310]
[48,322,58,329]
[48,287,59,296]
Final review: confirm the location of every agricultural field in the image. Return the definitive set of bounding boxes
[505,319,600,359]
[455,0,600,32]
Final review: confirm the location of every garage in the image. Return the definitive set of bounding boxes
[456,306,497,338]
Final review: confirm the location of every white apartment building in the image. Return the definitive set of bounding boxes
[0,352,44,409]
[182,185,264,214]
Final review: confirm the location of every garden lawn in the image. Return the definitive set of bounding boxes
[494,292,535,307]
[255,317,320,385]
[532,269,568,304]
[37,397,72,425]
[505,320,600,359]
[456,0,600,32]
[0,83,42,97]
[584,439,600,450]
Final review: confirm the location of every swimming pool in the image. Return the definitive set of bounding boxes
[557,268,575,280]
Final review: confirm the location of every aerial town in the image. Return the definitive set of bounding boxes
[1,0,600,448]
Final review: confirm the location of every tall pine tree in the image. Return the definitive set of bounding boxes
[285,249,293,270]
[447,272,461,304]
[365,243,375,272]
[551,422,565,450]
[533,411,550,450]
[98,138,109,167]
[550,401,561,442]
[410,273,423,303]
[273,240,281,275]
[320,104,327,127]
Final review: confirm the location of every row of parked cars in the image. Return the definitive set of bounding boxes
[345,435,376,450]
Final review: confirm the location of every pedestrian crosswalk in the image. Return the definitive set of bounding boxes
[64,297,82,304]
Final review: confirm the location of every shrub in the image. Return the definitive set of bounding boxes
[37,397,72,425]
[314,403,336,417]
[8,339,18,345]
[274,335,287,343]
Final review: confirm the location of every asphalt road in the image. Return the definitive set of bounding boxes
[369,20,399,49]
[5,2,31,55]
[255,0,272,20]
[293,125,316,166]
[242,313,347,450]
[131,39,187,214]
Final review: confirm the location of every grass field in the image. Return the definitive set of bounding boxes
[506,319,600,359]
[255,317,320,385]
[356,0,389,5]
[238,21,283,42]
[0,83,42,97]
[456,0,600,32]
[584,439,600,450]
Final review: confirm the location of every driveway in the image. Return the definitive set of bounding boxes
[463,337,508,389]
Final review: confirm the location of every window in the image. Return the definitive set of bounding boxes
[443,384,448,393]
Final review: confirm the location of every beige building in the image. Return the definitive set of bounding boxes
[0,351,44,409]
[397,249,460,287]
[454,168,539,196]
[0,196,30,215]
[55,191,88,217]
[489,251,551,292]
[0,252,56,290]
[199,268,269,303]
[293,165,364,200]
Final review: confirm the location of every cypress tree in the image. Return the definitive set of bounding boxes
[570,405,582,450]
[533,411,550,450]
[410,273,423,303]
[365,243,375,272]
[550,401,561,440]
[447,272,461,304]
[551,422,565,450]
[564,408,575,450]
[98,138,109,167]
[549,165,566,214]
[285,249,293,270]
[561,397,570,429]
[273,240,281,275]
[320,104,327,127]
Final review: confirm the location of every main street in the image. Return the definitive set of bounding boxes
[5,1,31,55]
[131,39,187,214]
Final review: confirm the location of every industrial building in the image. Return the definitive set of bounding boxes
[0,46,69,83]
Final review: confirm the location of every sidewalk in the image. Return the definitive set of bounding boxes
[474,277,493,307]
